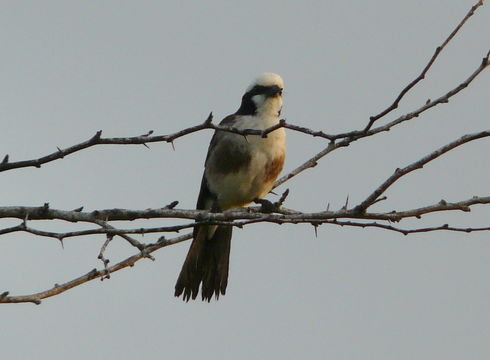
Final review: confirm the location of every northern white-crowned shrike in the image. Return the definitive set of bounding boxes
[175,73,286,301]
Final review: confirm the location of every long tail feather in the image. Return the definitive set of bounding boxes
[175,225,232,302]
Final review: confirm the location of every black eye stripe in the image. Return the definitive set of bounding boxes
[248,85,282,96]
[249,85,268,96]
[235,84,283,116]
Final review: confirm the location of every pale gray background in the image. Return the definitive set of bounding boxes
[1,1,489,359]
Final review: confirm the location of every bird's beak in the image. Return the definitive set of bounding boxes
[266,85,283,98]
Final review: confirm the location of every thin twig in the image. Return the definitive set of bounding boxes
[274,53,490,188]
[322,219,490,235]
[363,0,485,132]
[0,233,191,304]
[354,131,490,213]
[1,196,489,227]
[97,235,113,280]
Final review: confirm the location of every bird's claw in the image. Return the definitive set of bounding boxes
[254,198,278,213]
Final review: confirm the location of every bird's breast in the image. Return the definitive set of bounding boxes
[205,118,286,210]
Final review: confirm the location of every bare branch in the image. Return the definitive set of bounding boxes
[354,131,490,213]
[1,195,489,228]
[1,192,489,304]
[321,219,490,236]
[274,54,490,188]
[0,3,488,305]
[1,48,487,181]
[0,114,328,173]
[3,194,490,305]
[0,221,198,240]
[363,0,485,131]
[0,233,191,304]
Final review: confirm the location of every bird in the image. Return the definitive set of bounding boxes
[174,73,287,302]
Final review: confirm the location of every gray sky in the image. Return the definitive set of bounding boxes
[1,1,489,359]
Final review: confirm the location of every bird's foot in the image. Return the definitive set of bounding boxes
[254,198,278,213]
[254,189,290,213]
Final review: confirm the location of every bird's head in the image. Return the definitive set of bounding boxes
[236,73,284,117]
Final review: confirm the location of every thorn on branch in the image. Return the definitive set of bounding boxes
[0,291,9,299]
[372,196,388,205]
[1,154,9,164]
[91,130,102,142]
[164,201,179,209]
[73,206,84,212]
[311,221,320,237]
[483,50,490,65]
[341,195,349,211]
[56,147,65,158]
[88,269,99,279]
[277,189,290,207]
[141,130,154,137]
[204,112,213,125]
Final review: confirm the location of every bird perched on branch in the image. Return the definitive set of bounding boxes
[175,73,287,301]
